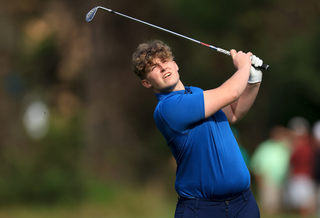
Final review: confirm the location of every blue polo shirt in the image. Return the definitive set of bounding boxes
[154,86,250,199]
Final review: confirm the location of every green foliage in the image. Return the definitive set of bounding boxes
[0,115,86,205]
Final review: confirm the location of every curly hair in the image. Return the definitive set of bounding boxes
[132,40,174,79]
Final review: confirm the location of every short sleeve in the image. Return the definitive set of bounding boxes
[157,91,205,133]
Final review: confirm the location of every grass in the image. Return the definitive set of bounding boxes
[0,179,177,218]
[0,205,316,218]
[0,180,317,218]
[0,203,174,218]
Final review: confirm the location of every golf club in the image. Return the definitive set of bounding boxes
[86,6,269,71]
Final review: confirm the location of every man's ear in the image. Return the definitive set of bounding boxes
[141,79,152,89]
[173,61,179,71]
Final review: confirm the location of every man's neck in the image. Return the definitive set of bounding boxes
[154,80,185,93]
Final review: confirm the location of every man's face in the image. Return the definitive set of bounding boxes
[141,58,182,93]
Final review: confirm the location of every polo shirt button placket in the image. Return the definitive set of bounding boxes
[225,201,229,215]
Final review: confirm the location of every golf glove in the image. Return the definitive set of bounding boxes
[248,55,263,84]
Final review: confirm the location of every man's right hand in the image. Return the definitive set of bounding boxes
[230,49,252,71]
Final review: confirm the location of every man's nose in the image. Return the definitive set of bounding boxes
[160,64,166,72]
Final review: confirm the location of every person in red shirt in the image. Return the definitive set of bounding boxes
[287,117,316,217]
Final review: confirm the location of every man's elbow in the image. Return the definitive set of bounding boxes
[229,117,241,125]
[229,87,242,103]
[228,115,239,125]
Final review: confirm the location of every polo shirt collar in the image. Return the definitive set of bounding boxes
[155,86,192,101]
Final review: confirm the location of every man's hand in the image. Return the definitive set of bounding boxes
[230,49,252,71]
[249,55,263,84]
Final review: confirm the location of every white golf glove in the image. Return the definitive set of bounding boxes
[248,55,263,84]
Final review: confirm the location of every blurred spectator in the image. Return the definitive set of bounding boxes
[286,117,316,217]
[312,120,320,217]
[251,125,292,216]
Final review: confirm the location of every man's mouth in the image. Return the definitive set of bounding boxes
[163,73,171,79]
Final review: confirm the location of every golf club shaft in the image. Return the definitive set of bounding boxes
[86,6,269,71]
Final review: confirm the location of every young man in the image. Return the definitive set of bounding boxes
[132,40,262,218]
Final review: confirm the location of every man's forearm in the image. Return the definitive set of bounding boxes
[229,82,261,123]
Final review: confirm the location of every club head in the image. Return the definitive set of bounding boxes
[86,7,99,22]
[86,6,113,22]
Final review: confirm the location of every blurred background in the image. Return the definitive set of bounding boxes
[0,0,320,217]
